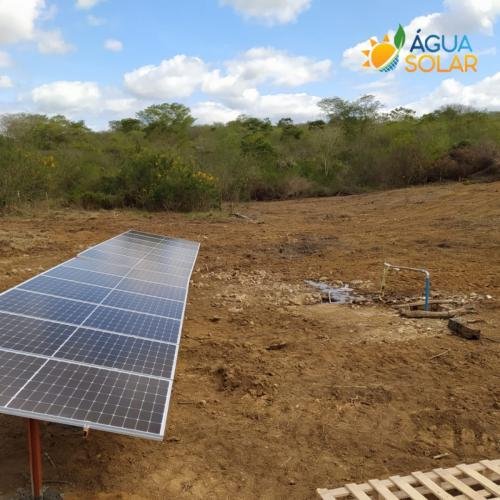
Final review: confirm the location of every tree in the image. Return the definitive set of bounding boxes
[109,118,143,133]
[136,103,195,134]
[318,95,383,136]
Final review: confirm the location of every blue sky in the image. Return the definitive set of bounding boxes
[0,0,499,129]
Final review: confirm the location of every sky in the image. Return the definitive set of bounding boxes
[0,0,499,129]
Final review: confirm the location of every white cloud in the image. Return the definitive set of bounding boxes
[251,92,321,121]
[29,80,140,124]
[87,14,105,26]
[406,72,500,114]
[124,48,331,106]
[220,0,311,25]
[342,0,500,71]
[104,38,123,52]
[0,51,12,68]
[36,29,74,54]
[192,92,321,124]
[0,0,45,44]
[124,55,210,99]
[0,75,13,88]
[76,0,103,9]
[223,47,331,87]
[31,81,102,113]
[191,101,241,124]
[0,0,73,55]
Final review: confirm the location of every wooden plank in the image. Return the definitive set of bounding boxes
[345,483,373,499]
[448,317,481,339]
[389,476,427,500]
[317,488,340,500]
[434,468,485,499]
[480,459,500,476]
[411,471,454,499]
[457,464,500,496]
[368,479,400,499]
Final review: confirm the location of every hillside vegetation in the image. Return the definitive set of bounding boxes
[0,96,499,212]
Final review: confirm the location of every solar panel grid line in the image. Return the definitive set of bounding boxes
[44,266,123,288]
[4,358,171,440]
[0,308,178,348]
[0,344,171,382]
[158,239,199,437]
[19,275,111,304]
[44,271,186,304]
[127,229,199,249]
[79,248,141,267]
[78,246,194,280]
[3,234,167,412]
[56,328,177,379]
[63,258,132,277]
[10,285,185,322]
[86,242,197,269]
[116,277,186,301]
[89,240,196,267]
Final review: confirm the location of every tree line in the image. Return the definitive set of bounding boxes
[0,96,498,212]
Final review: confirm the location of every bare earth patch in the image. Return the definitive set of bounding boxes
[0,181,499,499]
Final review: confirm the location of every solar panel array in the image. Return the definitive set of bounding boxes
[0,230,199,440]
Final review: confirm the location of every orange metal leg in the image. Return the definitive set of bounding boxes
[27,419,43,500]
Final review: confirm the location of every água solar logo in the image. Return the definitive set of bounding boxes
[362,25,406,72]
[362,25,478,73]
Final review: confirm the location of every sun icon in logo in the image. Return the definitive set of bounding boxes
[362,25,406,72]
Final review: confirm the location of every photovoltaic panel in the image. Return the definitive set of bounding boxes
[83,306,181,343]
[103,290,183,319]
[64,257,132,277]
[57,328,177,378]
[0,229,199,440]
[127,268,189,288]
[135,258,192,277]
[0,312,75,356]
[0,289,96,324]
[8,360,170,436]
[0,351,46,406]
[79,248,141,268]
[45,265,122,289]
[117,277,186,301]
[19,275,110,304]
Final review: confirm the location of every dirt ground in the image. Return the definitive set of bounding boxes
[0,181,499,499]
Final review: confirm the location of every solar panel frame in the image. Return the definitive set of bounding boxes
[0,229,199,440]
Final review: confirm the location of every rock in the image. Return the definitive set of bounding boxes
[266,341,288,351]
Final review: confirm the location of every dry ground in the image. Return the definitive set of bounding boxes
[0,181,499,499]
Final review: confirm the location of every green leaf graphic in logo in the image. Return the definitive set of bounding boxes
[394,24,406,50]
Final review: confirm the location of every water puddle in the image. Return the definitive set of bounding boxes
[305,280,355,304]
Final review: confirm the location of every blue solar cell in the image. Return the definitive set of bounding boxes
[0,289,95,325]
[0,350,45,406]
[127,269,189,288]
[95,242,149,258]
[117,277,185,301]
[57,328,177,378]
[83,306,180,343]
[8,360,170,437]
[19,275,110,304]
[103,290,183,319]
[142,252,196,268]
[65,257,130,277]
[79,248,140,267]
[45,265,122,288]
[0,313,75,356]
[135,259,192,277]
